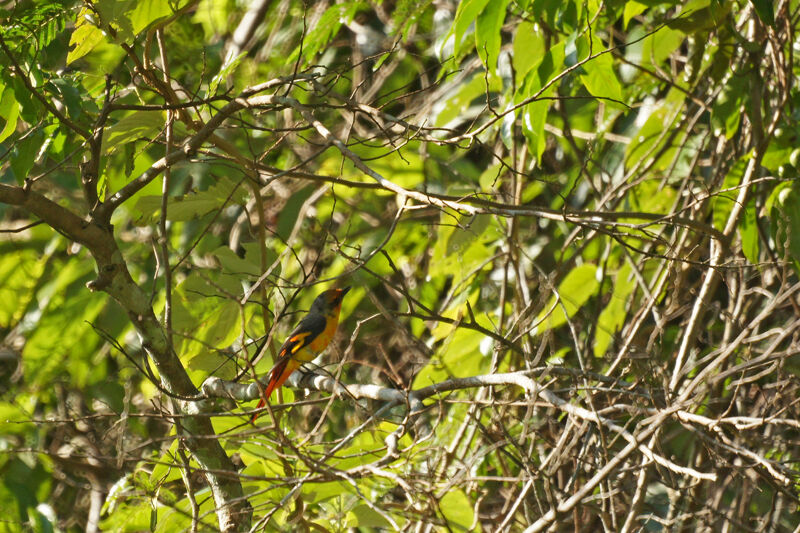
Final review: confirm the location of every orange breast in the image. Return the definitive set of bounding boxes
[307,305,341,353]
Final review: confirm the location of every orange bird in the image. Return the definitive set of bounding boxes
[251,287,350,422]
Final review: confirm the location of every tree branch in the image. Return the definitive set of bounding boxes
[202,368,714,482]
[0,181,250,531]
[0,35,92,140]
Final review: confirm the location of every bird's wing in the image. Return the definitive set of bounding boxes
[251,313,328,422]
[277,312,328,362]
[264,313,327,392]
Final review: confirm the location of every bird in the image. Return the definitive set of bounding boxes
[251,286,350,422]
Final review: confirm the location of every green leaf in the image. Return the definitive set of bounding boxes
[49,79,83,120]
[475,0,510,74]
[446,214,490,256]
[0,85,20,144]
[176,289,242,381]
[623,1,648,29]
[594,263,635,357]
[430,212,497,285]
[10,77,38,124]
[768,182,800,275]
[512,22,545,80]
[36,15,62,50]
[165,194,226,221]
[521,100,549,163]
[128,0,174,34]
[761,144,791,174]
[440,489,477,532]
[712,155,749,232]
[93,0,136,41]
[627,179,677,215]
[517,40,564,163]
[667,0,728,34]
[202,300,242,348]
[2,458,49,526]
[371,49,393,72]
[0,248,45,327]
[212,246,264,278]
[10,130,45,184]
[67,22,105,64]
[739,199,759,265]
[624,90,684,171]
[348,505,393,528]
[413,327,487,390]
[452,0,491,57]
[133,194,211,222]
[23,286,107,388]
[579,36,623,104]
[478,163,502,190]
[711,76,746,139]
[134,177,246,223]
[209,51,247,96]
[356,143,426,188]
[102,111,165,153]
[533,264,600,335]
[0,402,34,435]
[288,2,365,64]
[191,0,229,39]
[276,186,315,241]
[749,0,774,27]
[637,26,684,70]
[99,502,153,531]
[433,75,486,128]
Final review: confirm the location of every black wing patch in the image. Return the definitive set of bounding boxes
[277,312,327,360]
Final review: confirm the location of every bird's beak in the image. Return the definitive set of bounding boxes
[340,286,351,296]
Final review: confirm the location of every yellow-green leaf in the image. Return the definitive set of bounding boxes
[67,23,104,64]
[440,489,478,531]
[533,264,600,335]
[594,263,635,357]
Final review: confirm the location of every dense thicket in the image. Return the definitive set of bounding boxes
[1,1,799,531]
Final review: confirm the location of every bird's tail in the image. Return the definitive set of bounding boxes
[250,358,301,423]
[250,396,267,424]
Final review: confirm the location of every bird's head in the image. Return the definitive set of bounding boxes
[310,286,350,315]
